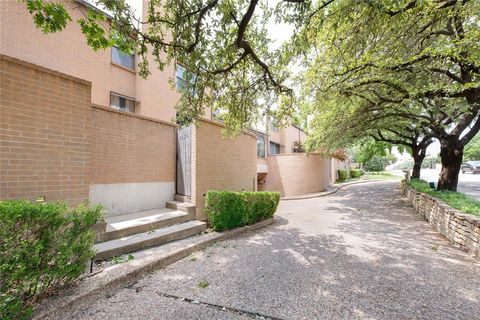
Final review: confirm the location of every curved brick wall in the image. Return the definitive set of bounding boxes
[264,153,331,197]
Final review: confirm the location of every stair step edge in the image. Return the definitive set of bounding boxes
[94,221,207,259]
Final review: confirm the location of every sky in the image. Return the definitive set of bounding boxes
[125,0,142,18]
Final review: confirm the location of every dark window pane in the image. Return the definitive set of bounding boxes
[269,142,280,155]
[112,47,135,70]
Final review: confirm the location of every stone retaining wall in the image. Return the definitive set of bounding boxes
[400,182,480,258]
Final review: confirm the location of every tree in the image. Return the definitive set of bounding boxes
[369,125,432,178]
[464,134,480,161]
[23,0,328,132]
[301,92,432,178]
[296,0,480,190]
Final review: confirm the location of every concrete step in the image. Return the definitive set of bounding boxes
[174,194,191,202]
[95,208,194,243]
[94,220,207,260]
[166,200,195,214]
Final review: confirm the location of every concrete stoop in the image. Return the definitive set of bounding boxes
[33,218,275,320]
[94,199,206,260]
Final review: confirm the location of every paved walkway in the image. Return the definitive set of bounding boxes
[70,181,480,320]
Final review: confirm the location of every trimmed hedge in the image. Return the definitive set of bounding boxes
[337,169,349,181]
[205,191,280,231]
[350,169,364,178]
[0,200,103,319]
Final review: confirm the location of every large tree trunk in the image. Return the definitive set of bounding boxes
[411,154,425,179]
[437,139,464,191]
[411,144,427,179]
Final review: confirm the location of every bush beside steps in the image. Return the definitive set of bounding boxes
[205,191,280,232]
[0,200,103,320]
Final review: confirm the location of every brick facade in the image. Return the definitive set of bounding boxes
[90,105,175,184]
[192,119,257,220]
[0,1,179,123]
[0,55,91,205]
[1,56,177,212]
[264,153,331,197]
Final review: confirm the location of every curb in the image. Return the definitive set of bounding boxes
[281,179,394,201]
[34,218,275,319]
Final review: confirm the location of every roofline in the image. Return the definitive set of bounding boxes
[75,0,113,20]
[292,124,307,134]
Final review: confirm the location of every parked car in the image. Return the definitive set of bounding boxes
[461,161,480,174]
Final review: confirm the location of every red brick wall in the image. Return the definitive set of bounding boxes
[0,55,91,205]
[90,105,176,184]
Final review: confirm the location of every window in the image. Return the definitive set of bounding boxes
[110,93,135,113]
[112,47,135,70]
[176,64,197,94]
[257,136,266,158]
[176,64,187,91]
[269,142,280,155]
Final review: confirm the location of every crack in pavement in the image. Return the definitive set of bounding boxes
[154,291,284,320]
[125,284,285,320]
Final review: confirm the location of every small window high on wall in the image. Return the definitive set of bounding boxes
[112,47,135,70]
[110,93,135,113]
[269,142,280,155]
[176,64,197,94]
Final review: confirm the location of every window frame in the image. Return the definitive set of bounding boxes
[111,46,135,71]
[257,136,266,158]
[175,64,197,94]
[109,92,136,113]
[269,141,281,155]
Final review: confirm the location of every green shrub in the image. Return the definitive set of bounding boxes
[205,191,280,231]
[364,156,388,172]
[0,200,103,319]
[350,169,364,178]
[337,169,348,181]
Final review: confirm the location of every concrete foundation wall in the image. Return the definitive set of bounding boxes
[265,153,331,197]
[89,182,174,216]
[192,119,257,220]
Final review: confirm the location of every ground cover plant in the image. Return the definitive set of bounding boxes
[408,179,480,217]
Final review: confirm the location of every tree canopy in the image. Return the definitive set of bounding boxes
[294,0,479,189]
[464,134,480,161]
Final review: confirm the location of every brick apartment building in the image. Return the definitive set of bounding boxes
[0,0,338,257]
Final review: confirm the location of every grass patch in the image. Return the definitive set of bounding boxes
[365,172,401,180]
[110,254,135,265]
[336,171,401,184]
[408,179,480,217]
[197,280,209,289]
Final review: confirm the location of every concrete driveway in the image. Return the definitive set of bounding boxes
[70,182,480,320]
[420,168,480,200]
